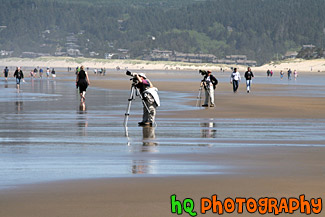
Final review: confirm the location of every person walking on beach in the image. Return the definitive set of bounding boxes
[14,67,24,89]
[39,68,43,78]
[244,67,254,93]
[280,70,284,80]
[294,70,298,80]
[51,68,56,78]
[33,68,38,77]
[201,70,218,107]
[230,68,241,93]
[287,69,292,80]
[76,66,90,102]
[3,66,9,81]
[134,73,159,126]
[46,68,50,78]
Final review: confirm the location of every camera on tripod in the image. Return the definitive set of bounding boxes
[126,70,138,83]
[199,70,208,76]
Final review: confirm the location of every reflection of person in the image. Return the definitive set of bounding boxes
[15,101,23,113]
[200,122,217,138]
[142,126,158,147]
[201,70,218,107]
[244,67,254,93]
[230,68,241,93]
[3,66,9,81]
[14,67,24,88]
[131,126,158,174]
[134,73,160,126]
[76,66,90,102]
[77,102,88,136]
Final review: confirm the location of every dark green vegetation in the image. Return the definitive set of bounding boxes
[1,0,325,64]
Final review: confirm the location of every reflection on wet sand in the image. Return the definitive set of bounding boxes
[15,101,23,113]
[77,102,88,136]
[200,120,217,138]
[131,126,158,174]
[142,126,158,147]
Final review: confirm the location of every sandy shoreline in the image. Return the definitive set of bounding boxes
[1,56,325,74]
[1,67,325,216]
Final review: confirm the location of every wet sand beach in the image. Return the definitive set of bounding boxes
[0,69,324,217]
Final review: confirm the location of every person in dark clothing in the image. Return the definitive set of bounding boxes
[76,66,90,102]
[288,69,292,80]
[201,70,218,107]
[244,67,254,93]
[3,66,9,81]
[51,68,56,78]
[14,67,24,88]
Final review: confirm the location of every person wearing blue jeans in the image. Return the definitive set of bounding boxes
[230,68,241,93]
[14,67,24,89]
[244,67,254,93]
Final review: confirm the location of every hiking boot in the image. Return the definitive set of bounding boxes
[138,122,152,126]
[210,104,215,107]
[202,104,208,107]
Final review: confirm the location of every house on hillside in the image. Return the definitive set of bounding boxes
[283,51,298,59]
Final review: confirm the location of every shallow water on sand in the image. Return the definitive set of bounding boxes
[0,77,324,189]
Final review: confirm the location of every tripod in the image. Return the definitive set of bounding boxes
[123,82,151,127]
[196,81,210,107]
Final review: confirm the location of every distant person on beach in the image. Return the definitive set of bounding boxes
[14,67,24,88]
[270,70,273,77]
[75,67,79,75]
[33,68,38,76]
[280,70,284,80]
[244,67,254,93]
[294,70,298,80]
[39,68,43,78]
[288,69,292,80]
[3,66,9,81]
[267,69,270,77]
[134,72,159,126]
[230,68,241,93]
[46,68,50,78]
[51,68,56,78]
[201,70,218,107]
[76,66,90,102]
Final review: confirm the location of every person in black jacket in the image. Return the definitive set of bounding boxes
[14,67,24,89]
[201,70,218,107]
[244,67,254,93]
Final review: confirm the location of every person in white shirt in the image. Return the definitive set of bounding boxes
[230,68,241,93]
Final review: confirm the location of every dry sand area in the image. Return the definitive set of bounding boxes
[1,60,325,217]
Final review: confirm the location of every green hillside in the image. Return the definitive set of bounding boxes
[1,0,324,64]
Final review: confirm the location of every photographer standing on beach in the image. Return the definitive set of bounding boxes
[244,67,254,93]
[201,70,218,107]
[134,73,159,126]
[230,68,241,93]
